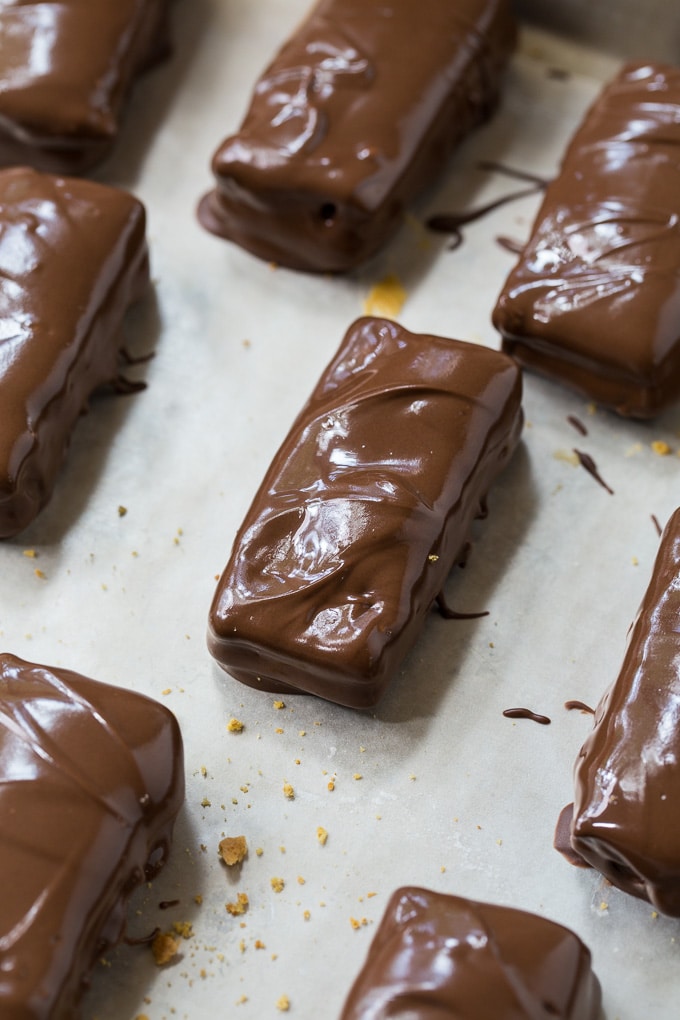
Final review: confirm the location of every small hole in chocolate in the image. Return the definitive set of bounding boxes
[319,202,337,225]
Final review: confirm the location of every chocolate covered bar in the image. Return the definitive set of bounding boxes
[0,166,150,539]
[493,63,680,418]
[198,0,516,272]
[208,317,522,709]
[340,887,601,1019]
[0,653,185,1018]
[0,0,172,173]
[570,507,680,915]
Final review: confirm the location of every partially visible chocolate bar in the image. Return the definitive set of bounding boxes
[0,653,185,1018]
[0,1,172,173]
[0,166,150,538]
[208,317,522,709]
[493,63,680,418]
[340,887,601,1019]
[570,507,680,915]
[199,0,516,272]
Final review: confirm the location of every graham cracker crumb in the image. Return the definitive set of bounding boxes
[276,995,290,1012]
[227,717,244,732]
[283,783,295,799]
[219,835,247,866]
[317,827,328,846]
[271,877,285,893]
[226,892,249,916]
[151,931,180,966]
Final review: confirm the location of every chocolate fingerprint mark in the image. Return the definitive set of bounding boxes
[573,449,614,495]
[567,415,588,436]
[495,235,525,254]
[651,513,663,537]
[436,593,489,620]
[564,700,595,715]
[502,707,551,725]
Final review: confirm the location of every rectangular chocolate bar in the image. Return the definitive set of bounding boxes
[493,63,680,418]
[340,887,601,1019]
[199,0,516,272]
[0,653,185,1018]
[0,166,150,538]
[0,0,172,173]
[208,317,522,709]
[571,506,680,915]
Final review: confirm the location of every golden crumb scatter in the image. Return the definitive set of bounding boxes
[303,910,311,920]
[275,727,284,734]
[276,995,290,1012]
[362,273,407,320]
[408,773,416,781]
[151,931,180,966]
[194,894,203,905]
[172,921,193,940]
[34,568,46,580]
[427,554,439,563]
[135,1015,150,1020]
[651,440,672,456]
[632,556,639,566]
[316,827,328,846]
[226,892,249,916]
[367,891,377,898]
[299,729,306,737]
[22,549,36,558]
[279,845,286,853]
[294,758,301,765]
[586,403,597,416]
[118,505,127,517]
[270,877,285,893]
[254,939,266,949]
[553,449,579,466]
[327,780,335,791]
[283,783,295,799]
[599,901,608,911]
[227,717,244,732]
[353,773,362,781]
[256,847,264,857]
[239,939,246,953]
[201,797,211,808]
[350,917,361,930]
[297,876,305,885]
[219,835,248,866]
[273,700,285,710]
[242,338,251,349]
[200,765,207,777]
[441,866,446,873]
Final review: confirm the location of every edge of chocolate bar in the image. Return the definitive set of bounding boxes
[0,167,150,539]
[493,62,680,418]
[0,1,173,174]
[208,316,522,709]
[0,652,185,1018]
[571,506,680,915]
[340,886,602,1019]
[198,0,516,272]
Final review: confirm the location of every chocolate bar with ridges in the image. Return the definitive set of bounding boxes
[208,317,522,709]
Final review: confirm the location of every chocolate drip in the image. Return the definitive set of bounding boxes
[573,449,614,495]
[159,899,180,910]
[427,185,543,251]
[124,926,161,947]
[435,593,489,620]
[477,160,550,187]
[495,235,525,254]
[651,513,663,536]
[564,700,595,715]
[503,707,551,725]
[566,415,588,436]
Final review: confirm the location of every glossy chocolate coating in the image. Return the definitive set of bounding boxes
[493,63,680,418]
[571,507,680,915]
[0,166,149,539]
[208,317,522,709]
[0,653,185,1019]
[0,0,172,173]
[340,887,601,1019]
[199,0,516,272]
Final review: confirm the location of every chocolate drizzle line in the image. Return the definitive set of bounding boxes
[123,926,161,947]
[495,235,525,255]
[502,707,551,725]
[477,161,550,188]
[564,700,595,715]
[427,186,542,251]
[567,415,588,436]
[435,593,489,620]
[573,449,614,494]
[651,513,663,537]
[159,899,180,910]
